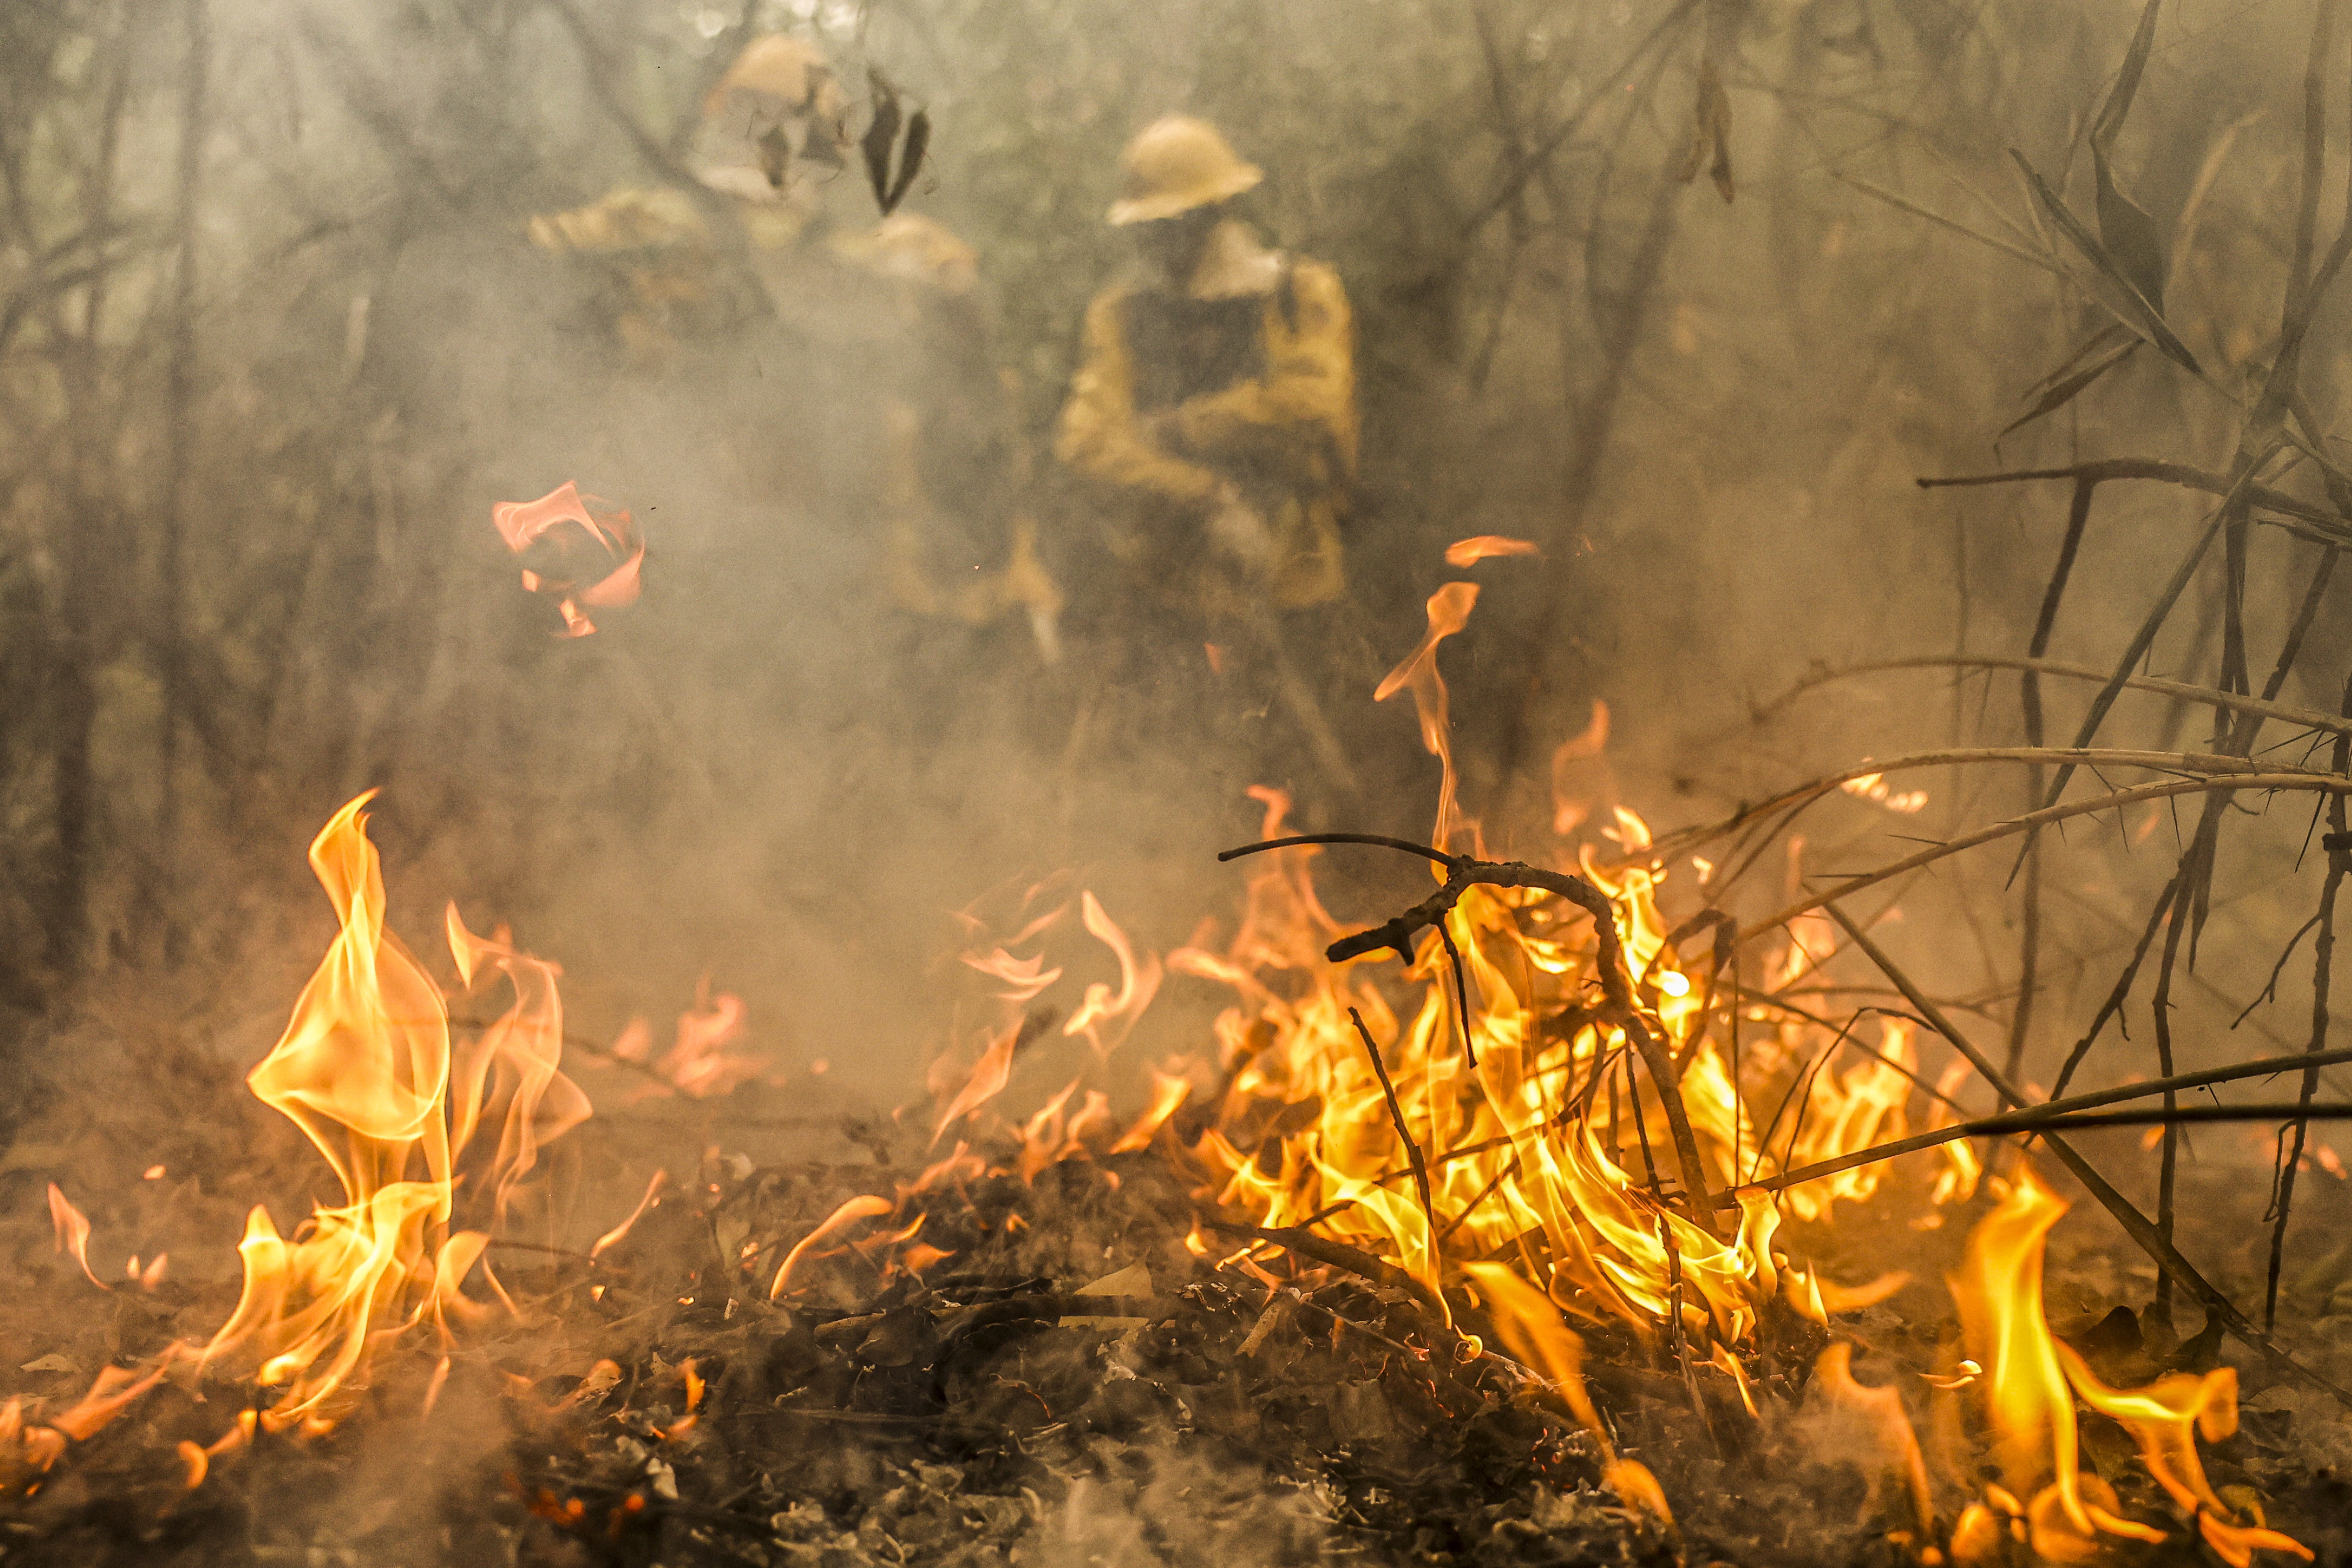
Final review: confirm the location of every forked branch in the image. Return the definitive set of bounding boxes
[1220,833,1724,1238]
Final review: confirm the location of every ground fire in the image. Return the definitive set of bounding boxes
[8,1,2352,1565]
[7,560,2351,1563]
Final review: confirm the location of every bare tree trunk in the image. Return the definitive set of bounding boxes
[144,0,210,965]
[1494,142,1688,795]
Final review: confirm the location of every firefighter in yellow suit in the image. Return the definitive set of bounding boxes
[526,35,848,364]
[526,35,1058,661]
[1055,117,1360,792]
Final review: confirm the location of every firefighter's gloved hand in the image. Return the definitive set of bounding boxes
[1208,490,1274,569]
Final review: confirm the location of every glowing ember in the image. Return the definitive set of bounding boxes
[1839,770,1930,815]
[1443,534,1540,566]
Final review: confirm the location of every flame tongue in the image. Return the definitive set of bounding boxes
[1948,1164,2308,1564]
[1375,582,1479,852]
[248,793,454,1207]
[1951,1165,2089,1528]
[201,793,589,1432]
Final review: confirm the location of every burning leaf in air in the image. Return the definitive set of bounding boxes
[491,481,644,637]
[1443,535,1539,567]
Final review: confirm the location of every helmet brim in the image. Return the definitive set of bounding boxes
[1106,164,1263,226]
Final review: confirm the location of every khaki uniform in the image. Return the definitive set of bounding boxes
[527,187,811,368]
[530,192,1059,653]
[1056,220,1356,617]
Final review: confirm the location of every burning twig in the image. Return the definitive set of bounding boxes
[1627,746,2330,873]
[1916,459,2350,544]
[1824,903,2352,1410]
[2049,873,2179,1100]
[1431,1154,1520,1247]
[1198,1217,1448,1322]
[1724,1054,2352,1199]
[1221,833,1724,1237]
[1347,1007,1436,1241]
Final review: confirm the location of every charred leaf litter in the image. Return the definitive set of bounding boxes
[5,1120,2352,1568]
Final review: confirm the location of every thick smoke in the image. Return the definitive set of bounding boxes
[2,0,2347,1208]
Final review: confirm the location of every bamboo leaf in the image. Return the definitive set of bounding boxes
[2091,0,2162,158]
[2094,170,2166,308]
[882,109,929,216]
[2089,1,2168,306]
[2001,338,2139,441]
[2010,151,2201,374]
[1677,57,1734,203]
[1834,172,2060,275]
[2024,322,2132,400]
[861,70,902,215]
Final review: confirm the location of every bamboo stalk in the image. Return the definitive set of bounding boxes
[1822,904,2352,1409]
[1632,746,2330,871]
[1737,774,2352,946]
[2267,681,2352,1328]
[1756,655,2352,739]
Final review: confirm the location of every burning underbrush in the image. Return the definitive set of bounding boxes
[5,577,2352,1566]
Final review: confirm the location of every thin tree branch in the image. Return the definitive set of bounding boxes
[1822,905,2352,1408]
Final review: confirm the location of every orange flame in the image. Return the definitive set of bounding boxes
[654,983,764,1098]
[2055,1349,2312,1565]
[1813,1342,1933,1535]
[198,793,589,1432]
[45,1184,103,1290]
[1550,700,1613,838]
[962,947,1063,1003]
[769,1194,893,1299]
[931,1025,1018,1149]
[1375,581,1479,851]
[1109,1069,1194,1154]
[1947,1165,2304,1560]
[1443,535,1540,567]
[1171,775,1959,1387]
[1063,891,1164,1058]
[590,1170,669,1259]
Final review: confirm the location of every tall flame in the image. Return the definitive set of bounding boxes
[1375,581,1479,852]
[1947,1165,2306,1563]
[199,793,588,1432]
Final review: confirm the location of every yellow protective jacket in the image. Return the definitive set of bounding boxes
[1055,221,1356,613]
[527,186,814,365]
